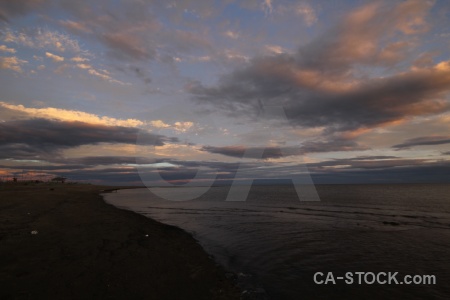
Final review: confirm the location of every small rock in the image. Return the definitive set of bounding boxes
[31,230,38,235]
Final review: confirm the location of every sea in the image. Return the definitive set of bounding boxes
[104,184,450,299]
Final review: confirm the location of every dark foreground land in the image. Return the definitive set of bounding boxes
[0,184,240,299]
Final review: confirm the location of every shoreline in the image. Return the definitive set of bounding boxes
[103,187,271,299]
[0,183,240,299]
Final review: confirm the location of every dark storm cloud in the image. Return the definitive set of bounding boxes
[392,136,450,150]
[201,136,368,159]
[201,145,285,159]
[190,55,450,132]
[300,138,369,153]
[0,118,178,159]
[189,2,449,133]
[0,144,49,159]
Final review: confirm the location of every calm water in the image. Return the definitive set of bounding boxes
[104,184,450,299]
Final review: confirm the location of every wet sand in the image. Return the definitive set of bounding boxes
[0,183,239,299]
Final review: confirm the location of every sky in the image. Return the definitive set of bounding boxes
[0,0,449,185]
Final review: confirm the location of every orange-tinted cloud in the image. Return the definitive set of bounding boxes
[0,56,27,72]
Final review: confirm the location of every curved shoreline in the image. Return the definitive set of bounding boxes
[0,183,240,299]
[103,187,271,300]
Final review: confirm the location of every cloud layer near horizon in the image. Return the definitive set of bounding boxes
[0,118,178,159]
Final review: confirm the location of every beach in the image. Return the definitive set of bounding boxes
[0,183,240,299]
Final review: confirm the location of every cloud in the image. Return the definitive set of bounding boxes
[298,1,432,70]
[300,137,369,153]
[265,45,287,55]
[308,157,430,170]
[150,120,171,128]
[37,29,81,52]
[201,136,368,159]
[149,119,195,133]
[0,101,145,127]
[0,56,27,72]
[191,58,450,132]
[262,0,273,15]
[0,143,50,160]
[190,2,448,135]
[0,118,179,159]
[3,28,82,53]
[59,20,92,34]
[201,145,274,159]
[45,51,64,62]
[69,156,157,166]
[295,3,317,26]
[0,0,46,22]
[0,44,15,53]
[2,30,34,47]
[166,30,213,53]
[77,156,450,185]
[2,0,216,70]
[76,63,91,69]
[51,167,144,185]
[87,68,124,84]
[224,30,239,39]
[2,153,446,185]
[226,49,249,61]
[88,69,111,80]
[0,156,160,171]
[72,61,126,85]
[413,52,436,69]
[101,32,155,61]
[46,159,450,184]
[173,121,193,133]
[392,136,450,150]
[71,56,89,62]
[62,1,212,63]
